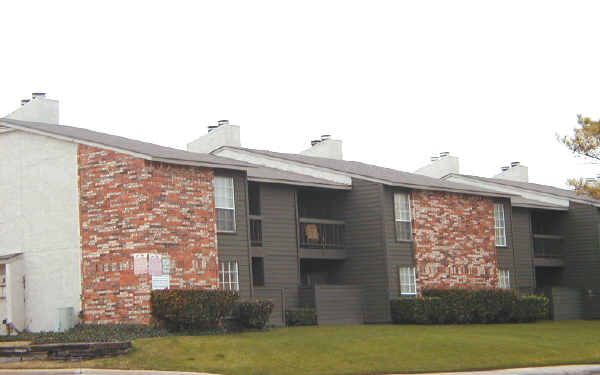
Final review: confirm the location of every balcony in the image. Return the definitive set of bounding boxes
[299,218,345,250]
[533,234,565,267]
[249,215,262,247]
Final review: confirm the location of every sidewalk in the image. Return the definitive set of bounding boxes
[0,365,599,375]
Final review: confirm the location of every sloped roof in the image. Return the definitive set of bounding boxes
[218,146,513,198]
[448,174,600,206]
[0,118,252,170]
[248,165,350,189]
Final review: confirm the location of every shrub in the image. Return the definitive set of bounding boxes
[286,308,317,326]
[390,298,417,324]
[235,299,274,329]
[391,288,550,325]
[513,295,550,322]
[151,289,238,332]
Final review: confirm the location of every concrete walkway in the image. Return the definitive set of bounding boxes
[0,365,599,375]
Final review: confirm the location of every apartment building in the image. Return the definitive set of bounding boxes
[1,94,597,330]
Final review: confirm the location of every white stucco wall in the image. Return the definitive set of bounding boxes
[0,131,81,332]
[414,156,460,178]
[300,139,343,160]
[187,124,241,153]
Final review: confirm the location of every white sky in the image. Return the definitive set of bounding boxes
[1,1,599,188]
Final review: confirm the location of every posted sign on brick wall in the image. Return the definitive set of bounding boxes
[78,145,220,324]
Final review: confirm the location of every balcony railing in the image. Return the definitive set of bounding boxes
[249,216,262,247]
[533,234,563,258]
[299,218,345,249]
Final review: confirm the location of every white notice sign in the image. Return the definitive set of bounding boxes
[152,275,170,290]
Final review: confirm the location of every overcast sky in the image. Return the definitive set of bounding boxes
[1,1,599,188]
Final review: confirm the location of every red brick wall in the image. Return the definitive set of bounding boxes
[412,190,499,290]
[78,145,219,324]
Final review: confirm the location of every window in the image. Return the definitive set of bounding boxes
[499,269,511,289]
[219,260,239,291]
[494,203,507,246]
[248,182,261,216]
[252,257,265,287]
[394,192,412,241]
[399,266,417,295]
[215,176,235,232]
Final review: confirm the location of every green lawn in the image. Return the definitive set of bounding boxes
[5,321,600,375]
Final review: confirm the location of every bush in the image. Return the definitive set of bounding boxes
[286,308,317,326]
[391,288,550,325]
[514,295,550,322]
[390,298,417,324]
[151,289,238,332]
[235,299,274,329]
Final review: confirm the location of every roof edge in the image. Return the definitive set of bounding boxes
[1,119,252,171]
[218,146,514,199]
[248,176,351,190]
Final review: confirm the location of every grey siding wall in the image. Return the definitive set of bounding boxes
[561,202,600,290]
[298,286,315,308]
[383,186,414,299]
[314,285,364,325]
[496,199,517,289]
[511,207,535,292]
[216,171,251,298]
[550,287,584,320]
[260,183,301,307]
[340,178,388,323]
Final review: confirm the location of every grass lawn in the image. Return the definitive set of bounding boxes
[3,321,600,375]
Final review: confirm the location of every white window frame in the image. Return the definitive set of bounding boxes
[219,260,239,291]
[399,266,417,296]
[394,192,413,241]
[499,269,511,289]
[214,176,236,233]
[494,203,507,247]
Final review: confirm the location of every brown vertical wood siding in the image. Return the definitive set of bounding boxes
[340,178,389,323]
[216,170,251,298]
[511,207,535,292]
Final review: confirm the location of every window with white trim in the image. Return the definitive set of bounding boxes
[219,260,239,291]
[215,176,236,232]
[494,203,507,247]
[399,266,417,295]
[394,192,412,241]
[499,269,510,289]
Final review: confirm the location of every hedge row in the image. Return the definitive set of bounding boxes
[391,289,549,324]
[151,290,274,332]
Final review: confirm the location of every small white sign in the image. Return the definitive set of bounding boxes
[152,275,170,290]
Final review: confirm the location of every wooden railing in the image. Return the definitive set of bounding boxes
[299,218,345,249]
[249,215,262,247]
[533,234,563,258]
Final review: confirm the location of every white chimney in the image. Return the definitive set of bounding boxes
[6,92,59,124]
[300,135,343,159]
[187,120,241,153]
[414,152,459,178]
[494,162,528,182]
